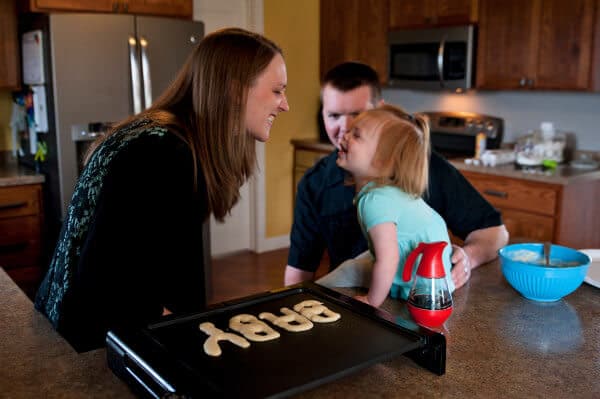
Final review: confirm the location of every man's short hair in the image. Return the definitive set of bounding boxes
[321,61,382,102]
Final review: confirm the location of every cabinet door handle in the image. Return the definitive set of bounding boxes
[139,37,153,109]
[128,36,142,114]
[483,189,508,198]
[0,201,27,211]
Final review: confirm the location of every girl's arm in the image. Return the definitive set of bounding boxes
[364,222,399,307]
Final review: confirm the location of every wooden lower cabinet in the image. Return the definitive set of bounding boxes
[461,171,600,248]
[500,209,554,243]
[291,139,334,202]
[0,184,44,298]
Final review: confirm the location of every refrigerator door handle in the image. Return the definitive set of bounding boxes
[128,36,142,114]
[139,36,153,109]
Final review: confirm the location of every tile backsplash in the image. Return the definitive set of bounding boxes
[384,88,600,151]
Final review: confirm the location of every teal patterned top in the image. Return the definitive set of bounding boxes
[35,119,208,351]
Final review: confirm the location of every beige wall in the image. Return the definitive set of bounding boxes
[0,90,14,151]
[263,0,320,237]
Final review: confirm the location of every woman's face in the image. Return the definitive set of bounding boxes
[245,53,289,142]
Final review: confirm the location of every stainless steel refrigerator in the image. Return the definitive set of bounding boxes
[20,13,204,245]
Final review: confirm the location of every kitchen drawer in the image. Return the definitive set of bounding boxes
[500,208,554,242]
[0,185,42,219]
[0,216,41,268]
[295,149,328,169]
[462,172,558,216]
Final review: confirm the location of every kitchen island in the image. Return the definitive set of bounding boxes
[1,260,598,398]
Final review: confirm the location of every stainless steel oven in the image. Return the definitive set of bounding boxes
[421,111,504,158]
[388,25,476,91]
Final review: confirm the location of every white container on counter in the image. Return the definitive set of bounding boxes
[515,122,566,167]
[480,149,516,167]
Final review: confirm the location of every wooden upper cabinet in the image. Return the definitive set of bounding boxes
[0,0,21,89]
[477,0,597,91]
[320,0,388,83]
[476,0,540,89]
[29,0,116,12]
[536,0,595,90]
[125,0,192,18]
[389,0,430,28]
[24,0,193,18]
[389,0,477,29]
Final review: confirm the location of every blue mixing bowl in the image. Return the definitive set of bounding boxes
[499,243,590,302]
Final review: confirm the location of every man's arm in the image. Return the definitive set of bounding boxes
[285,153,341,286]
[464,225,509,268]
[426,152,509,289]
[451,225,509,289]
[284,265,315,285]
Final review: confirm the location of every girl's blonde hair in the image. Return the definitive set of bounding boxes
[352,104,430,197]
[85,28,282,221]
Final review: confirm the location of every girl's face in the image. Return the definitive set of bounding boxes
[245,53,290,142]
[336,120,381,182]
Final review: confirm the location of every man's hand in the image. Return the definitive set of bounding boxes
[451,225,509,290]
[451,244,471,290]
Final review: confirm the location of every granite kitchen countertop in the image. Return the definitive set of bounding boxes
[0,152,45,187]
[450,158,600,185]
[1,255,598,398]
[293,139,600,185]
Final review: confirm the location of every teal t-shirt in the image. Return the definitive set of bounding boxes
[356,183,455,300]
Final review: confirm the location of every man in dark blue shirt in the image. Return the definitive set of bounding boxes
[285,62,508,290]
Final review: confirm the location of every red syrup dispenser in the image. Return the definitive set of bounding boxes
[402,241,453,328]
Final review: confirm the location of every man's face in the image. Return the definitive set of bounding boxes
[321,84,376,149]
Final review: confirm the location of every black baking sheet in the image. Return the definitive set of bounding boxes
[107,283,434,398]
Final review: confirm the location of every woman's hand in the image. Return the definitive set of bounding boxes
[451,244,471,290]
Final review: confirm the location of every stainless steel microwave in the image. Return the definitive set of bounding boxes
[388,25,475,91]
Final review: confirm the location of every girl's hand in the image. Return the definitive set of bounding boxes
[354,295,370,305]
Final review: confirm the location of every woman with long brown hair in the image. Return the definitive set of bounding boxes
[35,28,289,352]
